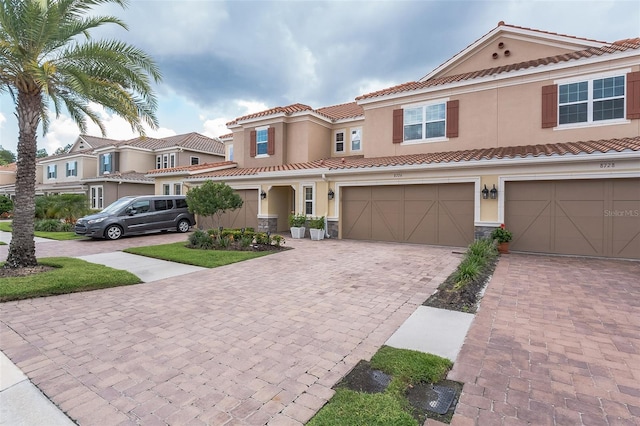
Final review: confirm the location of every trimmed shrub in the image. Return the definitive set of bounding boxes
[35,219,64,232]
[188,229,215,249]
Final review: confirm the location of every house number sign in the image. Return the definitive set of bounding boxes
[599,162,615,168]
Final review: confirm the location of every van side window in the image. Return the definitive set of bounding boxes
[175,199,187,209]
[132,200,150,213]
[154,200,173,211]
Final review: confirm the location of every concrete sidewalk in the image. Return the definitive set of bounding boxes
[0,230,55,244]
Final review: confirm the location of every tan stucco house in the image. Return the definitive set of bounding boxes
[152,23,640,259]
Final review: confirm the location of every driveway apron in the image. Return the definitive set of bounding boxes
[0,237,461,425]
[448,254,640,426]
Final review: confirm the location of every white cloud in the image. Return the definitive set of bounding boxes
[201,117,229,138]
[0,112,5,128]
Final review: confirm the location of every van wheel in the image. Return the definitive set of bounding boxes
[105,225,123,240]
[177,219,190,233]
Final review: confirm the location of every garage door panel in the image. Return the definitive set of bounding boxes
[218,190,258,230]
[506,178,640,259]
[342,199,371,240]
[342,184,474,247]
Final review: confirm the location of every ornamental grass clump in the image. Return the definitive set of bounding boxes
[452,238,498,289]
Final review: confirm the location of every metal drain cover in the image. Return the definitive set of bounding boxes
[422,385,457,415]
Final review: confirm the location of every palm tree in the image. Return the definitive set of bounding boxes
[0,0,161,268]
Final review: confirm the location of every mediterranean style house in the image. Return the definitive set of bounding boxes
[156,22,640,260]
[0,132,225,208]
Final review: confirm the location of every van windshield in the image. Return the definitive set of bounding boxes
[101,198,134,214]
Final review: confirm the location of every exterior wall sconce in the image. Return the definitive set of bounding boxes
[260,190,267,200]
[489,184,498,200]
[481,185,489,199]
[328,189,335,200]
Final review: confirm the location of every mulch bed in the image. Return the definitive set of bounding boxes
[0,265,55,278]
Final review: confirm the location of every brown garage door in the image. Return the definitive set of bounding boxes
[342,183,474,247]
[505,178,640,259]
[198,189,258,230]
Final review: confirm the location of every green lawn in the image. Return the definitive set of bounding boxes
[124,242,271,268]
[0,221,83,240]
[0,257,141,302]
[308,346,453,426]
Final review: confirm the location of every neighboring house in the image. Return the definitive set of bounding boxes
[0,162,17,198]
[178,22,640,260]
[1,132,225,210]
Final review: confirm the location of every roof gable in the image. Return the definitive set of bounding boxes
[422,21,609,81]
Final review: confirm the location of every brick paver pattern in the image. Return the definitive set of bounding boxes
[448,254,640,426]
[0,234,461,425]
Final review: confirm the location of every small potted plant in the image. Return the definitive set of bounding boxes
[288,212,307,239]
[491,224,513,254]
[309,216,325,241]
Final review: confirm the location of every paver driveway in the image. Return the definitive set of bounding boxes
[0,235,462,425]
[447,254,640,426]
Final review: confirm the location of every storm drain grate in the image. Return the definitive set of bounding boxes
[422,385,457,415]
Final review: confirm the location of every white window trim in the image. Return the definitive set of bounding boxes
[47,164,57,179]
[299,182,316,217]
[350,127,362,152]
[169,153,176,168]
[554,68,630,130]
[255,125,269,157]
[173,183,182,195]
[66,161,77,177]
[90,185,103,209]
[156,155,162,169]
[162,184,171,195]
[190,156,200,165]
[333,129,346,154]
[401,97,450,145]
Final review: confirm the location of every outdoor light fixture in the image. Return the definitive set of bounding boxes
[481,185,489,199]
[260,190,267,200]
[328,189,335,200]
[489,184,498,200]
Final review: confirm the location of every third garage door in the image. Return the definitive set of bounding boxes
[341,183,474,247]
[505,178,640,259]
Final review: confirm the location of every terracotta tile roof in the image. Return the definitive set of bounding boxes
[0,163,17,171]
[146,161,236,175]
[358,37,640,101]
[188,137,640,179]
[227,103,313,125]
[114,132,224,155]
[316,102,364,121]
[83,171,154,183]
[218,133,233,140]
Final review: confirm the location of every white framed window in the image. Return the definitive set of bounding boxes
[100,153,112,174]
[169,153,176,168]
[256,127,268,156]
[404,101,446,141]
[334,130,345,153]
[156,155,162,169]
[303,186,314,215]
[66,161,77,177]
[90,186,103,209]
[47,164,57,179]
[351,128,362,152]
[558,75,625,125]
[174,183,182,195]
[190,156,200,165]
[163,184,170,195]
[228,145,234,161]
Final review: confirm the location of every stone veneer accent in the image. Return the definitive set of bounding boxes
[257,217,278,234]
[475,225,499,240]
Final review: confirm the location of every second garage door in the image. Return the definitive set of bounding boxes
[505,178,640,259]
[341,183,474,247]
[198,189,258,230]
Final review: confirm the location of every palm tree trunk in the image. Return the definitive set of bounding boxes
[4,90,41,268]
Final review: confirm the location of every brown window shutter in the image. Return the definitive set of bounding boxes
[267,127,275,155]
[249,130,256,157]
[446,100,459,138]
[541,84,558,128]
[627,71,640,119]
[113,152,120,172]
[392,109,403,143]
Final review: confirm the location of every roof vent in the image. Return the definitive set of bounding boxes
[498,42,505,49]
[492,52,499,59]
[504,50,510,56]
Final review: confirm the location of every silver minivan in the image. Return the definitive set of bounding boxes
[75,195,195,240]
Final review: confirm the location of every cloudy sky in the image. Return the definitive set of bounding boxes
[1,0,639,155]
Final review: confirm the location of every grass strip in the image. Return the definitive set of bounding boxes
[0,257,141,302]
[124,242,271,268]
[0,222,83,240]
[309,346,453,426]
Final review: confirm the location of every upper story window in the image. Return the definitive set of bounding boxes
[256,128,268,156]
[190,156,200,165]
[156,153,176,169]
[559,75,625,125]
[351,128,362,151]
[47,164,57,179]
[228,145,234,161]
[334,130,345,153]
[404,103,446,141]
[66,161,77,177]
[100,153,112,174]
